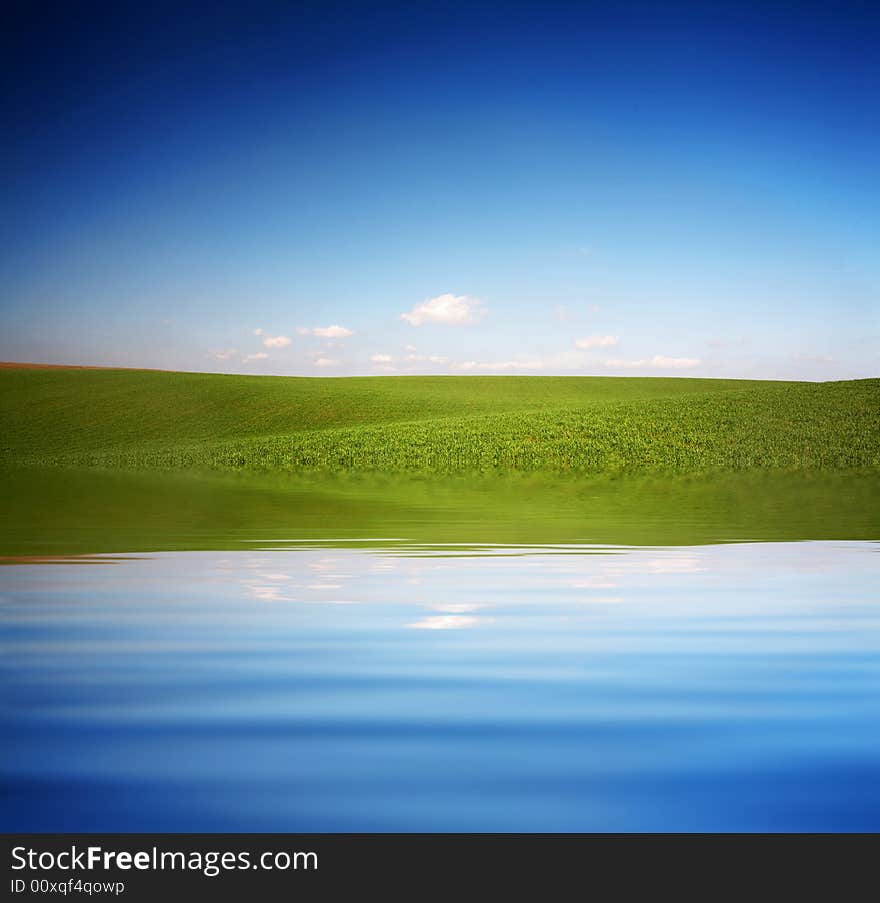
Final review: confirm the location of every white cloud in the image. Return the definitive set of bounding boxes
[263,335,291,348]
[451,359,543,372]
[313,325,353,338]
[314,358,340,367]
[475,360,544,371]
[209,348,239,361]
[296,325,354,338]
[575,335,618,349]
[214,347,269,363]
[605,355,701,369]
[439,348,703,374]
[370,353,393,363]
[647,355,702,369]
[401,293,486,326]
[253,328,291,348]
[405,353,447,363]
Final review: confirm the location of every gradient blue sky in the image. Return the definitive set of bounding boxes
[2,1,877,379]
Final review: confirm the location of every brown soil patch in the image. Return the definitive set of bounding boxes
[0,361,164,372]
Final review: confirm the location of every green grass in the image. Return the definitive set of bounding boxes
[2,367,877,475]
[1,366,877,553]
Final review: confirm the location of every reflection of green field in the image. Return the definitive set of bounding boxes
[3,467,878,555]
[1,367,878,553]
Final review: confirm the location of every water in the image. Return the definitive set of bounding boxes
[2,541,879,831]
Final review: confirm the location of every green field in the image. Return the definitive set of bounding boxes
[3,367,878,474]
[1,366,878,554]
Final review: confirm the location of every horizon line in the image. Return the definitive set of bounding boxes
[1,361,872,384]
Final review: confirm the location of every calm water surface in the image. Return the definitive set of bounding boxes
[2,541,879,831]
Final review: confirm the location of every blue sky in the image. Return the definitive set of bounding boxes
[1,1,877,379]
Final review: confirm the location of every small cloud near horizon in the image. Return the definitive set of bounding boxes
[406,353,448,363]
[211,348,268,364]
[401,293,486,326]
[452,359,543,372]
[253,328,291,348]
[605,355,701,369]
[314,325,353,338]
[209,348,239,361]
[298,325,353,338]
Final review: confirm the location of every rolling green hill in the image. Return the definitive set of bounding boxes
[1,366,877,476]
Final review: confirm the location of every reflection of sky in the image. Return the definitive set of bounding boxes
[2,541,879,831]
